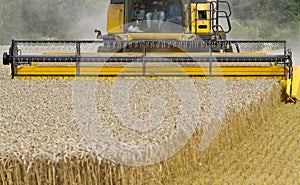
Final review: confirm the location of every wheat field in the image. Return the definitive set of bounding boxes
[0,45,299,184]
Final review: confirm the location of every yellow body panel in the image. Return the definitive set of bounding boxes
[16,65,285,77]
[107,4,125,34]
[291,66,300,100]
[191,3,211,34]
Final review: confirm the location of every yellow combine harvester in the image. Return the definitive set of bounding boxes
[2,0,300,102]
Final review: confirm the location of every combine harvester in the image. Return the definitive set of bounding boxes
[2,0,300,102]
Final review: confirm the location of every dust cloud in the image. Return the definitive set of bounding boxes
[0,1,109,42]
[69,1,110,40]
[291,33,300,66]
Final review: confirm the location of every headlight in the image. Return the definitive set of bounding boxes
[123,35,128,41]
[182,35,186,41]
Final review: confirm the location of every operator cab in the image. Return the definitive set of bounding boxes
[106,0,231,41]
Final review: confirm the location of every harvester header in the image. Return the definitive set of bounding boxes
[2,0,300,102]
